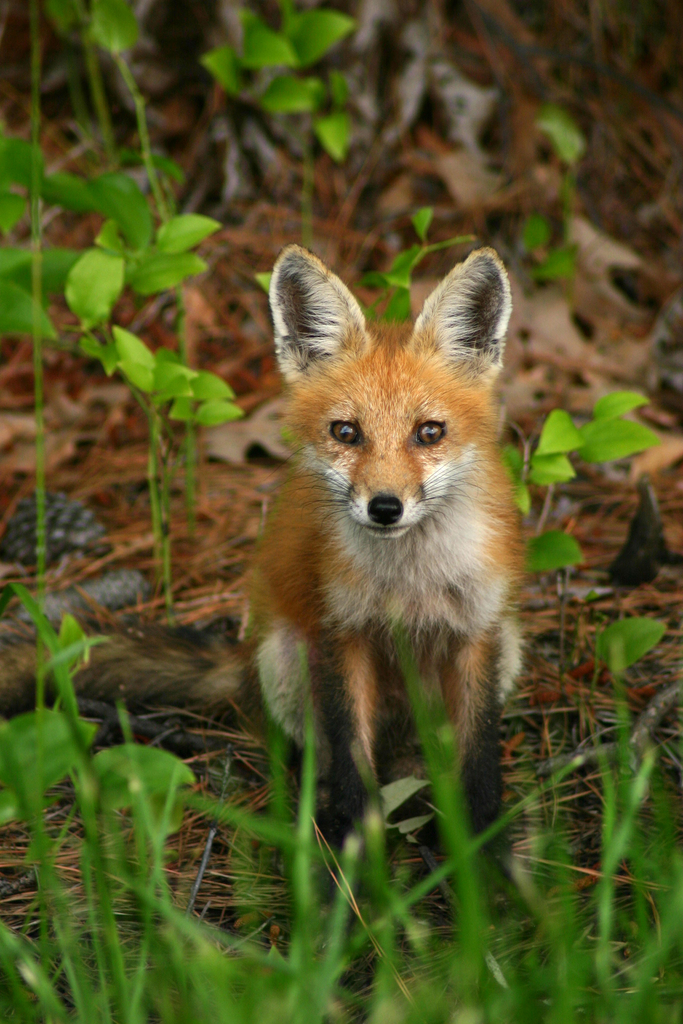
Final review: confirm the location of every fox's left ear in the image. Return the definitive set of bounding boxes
[414,247,512,373]
[269,244,366,381]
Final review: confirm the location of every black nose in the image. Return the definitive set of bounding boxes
[367,494,403,526]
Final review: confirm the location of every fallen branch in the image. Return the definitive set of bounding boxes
[537,678,681,776]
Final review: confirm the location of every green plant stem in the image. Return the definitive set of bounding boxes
[29,0,45,704]
[82,36,117,164]
[301,129,314,248]
[114,53,169,222]
[175,286,196,536]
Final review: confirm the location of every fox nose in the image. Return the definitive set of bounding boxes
[367,494,403,526]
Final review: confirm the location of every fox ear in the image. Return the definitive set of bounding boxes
[269,245,366,381]
[414,248,512,372]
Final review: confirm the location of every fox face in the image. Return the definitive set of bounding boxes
[269,244,514,546]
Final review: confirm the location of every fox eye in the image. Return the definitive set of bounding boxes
[416,421,446,445]
[331,421,361,444]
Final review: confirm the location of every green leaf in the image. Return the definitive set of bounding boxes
[89,0,138,53]
[118,359,154,392]
[41,171,94,212]
[190,371,234,400]
[329,69,349,109]
[95,218,124,253]
[194,399,243,426]
[592,391,649,421]
[577,418,659,463]
[255,271,271,293]
[200,45,241,95]
[380,776,429,819]
[93,743,194,832]
[527,530,582,572]
[65,249,125,328]
[383,287,412,322]
[0,246,79,297]
[528,453,576,486]
[45,0,80,33]
[0,134,39,189]
[313,111,349,162]
[240,12,298,69]
[113,325,154,369]
[129,252,207,295]
[523,213,551,251]
[0,711,96,813]
[153,360,196,397]
[169,397,193,421]
[287,9,355,67]
[411,207,433,243]
[260,75,325,114]
[531,245,576,281]
[0,280,56,339]
[156,214,221,254]
[88,172,153,250]
[596,618,666,674]
[536,409,583,455]
[80,335,118,375]
[536,104,586,165]
[0,191,25,233]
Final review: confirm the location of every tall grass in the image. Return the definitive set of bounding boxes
[1,593,682,1022]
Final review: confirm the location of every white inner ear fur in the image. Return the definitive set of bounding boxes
[269,244,366,381]
[414,247,512,371]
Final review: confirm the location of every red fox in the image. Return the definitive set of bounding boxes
[0,245,523,846]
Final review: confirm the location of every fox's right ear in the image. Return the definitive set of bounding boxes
[269,245,366,381]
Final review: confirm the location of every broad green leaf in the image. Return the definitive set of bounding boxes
[41,171,94,212]
[527,530,582,572]
[88,172,152,250]
[255,271,271,293]
[169,397,193,421]
[411,207,433,242]
[577,417,659,463]
[93,743,194,831]
[113,325,154,369]
[536,409,583,455]
[89,0,138,53]
[596,618,665,674]
[314,111,349,162]
[153,360,196,397]
[0,246,79,296]
[0,711,96,810]
[380,776,429,819]
[194,399,243,426]
[95,218,124,252]
[592,391,649,421]
[287,9,355,67]
[80,335,118,375]
[523,213,551,251]
[65,249,124,328]
[156,214,221,254]
[359,270,389,290]
[0,280,56,339]
[190,370,234,400]
[514,481,531,515]
[383,287,411,322]
[329,69,349,108]
[536,104,586,165]
[45,0,79,33]
[528,453,576,486]
[129,252,207,295]
[118,359,154,392]
[200,45,241,95]
[0,191,25,233]
[531,245,576,281]
[384,244,423,289]
[394,813,434,835]
[260,75,325,114]
[501,446,530,514]
[0,135,39,189]
[240,12,298,69]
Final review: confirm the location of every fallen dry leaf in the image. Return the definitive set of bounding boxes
[629,432,683,481]
[204,397,289,464]
[434,149,503,208]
